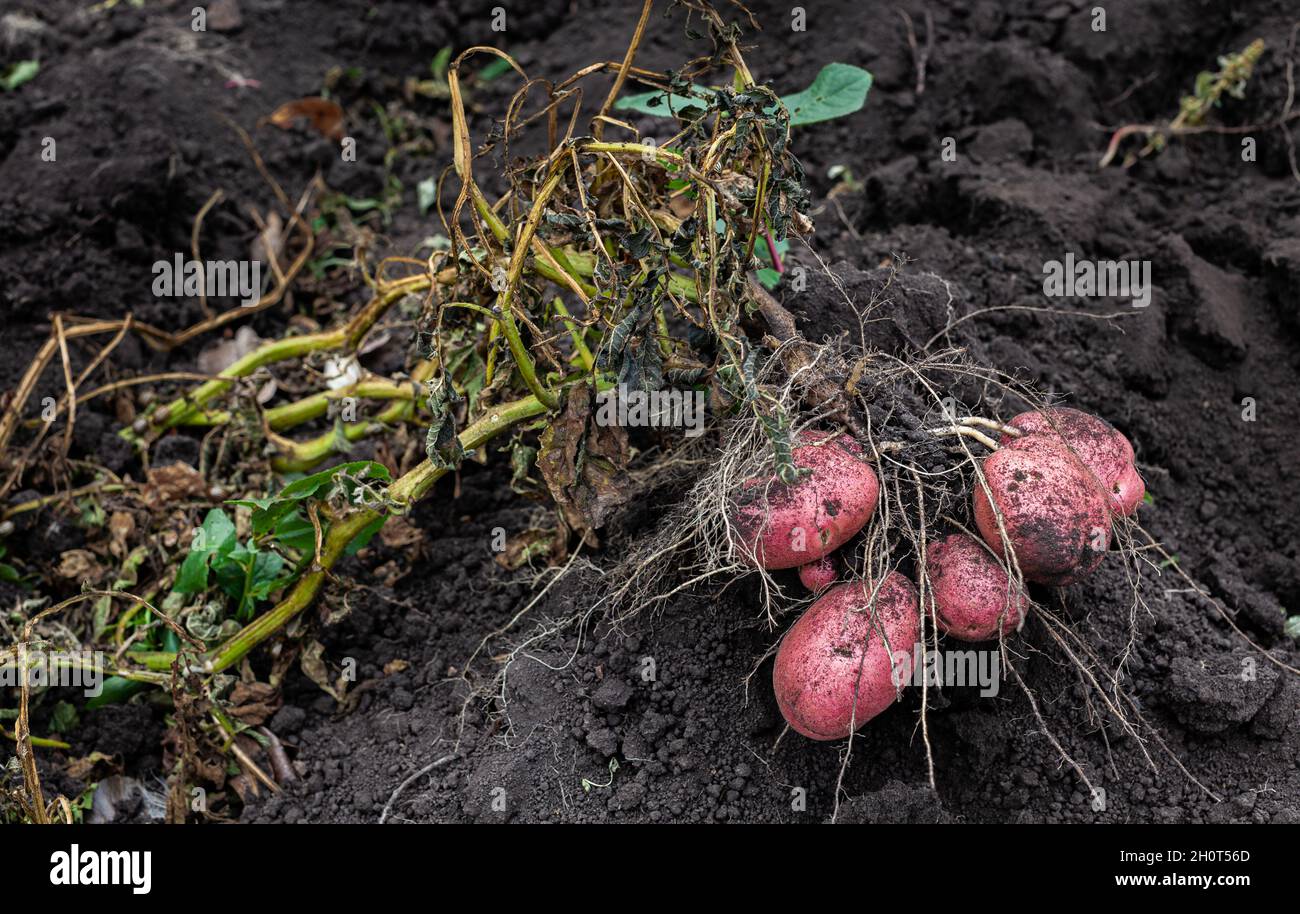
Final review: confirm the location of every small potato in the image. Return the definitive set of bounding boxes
[974,436,1112,585]
[797,554,838,594]
[926,533,1030,641]
[773,572,920,740]
[1002,407,1144,516]
[731,434,880,570]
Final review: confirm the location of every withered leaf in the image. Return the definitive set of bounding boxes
[64,751,115,781]
[536,386,630,537]
[267,96,345,141]
[145,461,208,506]
[493,526,567,570]
[229,681,280,726]
[300,639,349,703]
[57,549,101,582]
[107,510,135,560]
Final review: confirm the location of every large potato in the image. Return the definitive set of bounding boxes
[973,437,1112,585]
[772,573,920,740]
[1002,407,1144,516]
[926,533,1030,641]
[731,434,880,570]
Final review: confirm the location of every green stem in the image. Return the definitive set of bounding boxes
[553,298,595,372]
[263,380,417,431]
[205,393,550,673]
[269,396,416,474]
[123,277,428,443]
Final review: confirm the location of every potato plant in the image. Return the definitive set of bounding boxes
[0,0,1224,824]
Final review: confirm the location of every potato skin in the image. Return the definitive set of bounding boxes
[732,434,880,570]
[974,437,1112,585]
[773,573,920,740]
[1002,407,1144,516]
[926,533,1030,641]
[797,554,838,594]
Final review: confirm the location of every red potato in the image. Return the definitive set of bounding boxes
[974,436,1112,586]
[772,573,920,741]
[926,533,1030,641]
[731,434,880,570]
[797,554,838,594]
[1002,407,1144,516]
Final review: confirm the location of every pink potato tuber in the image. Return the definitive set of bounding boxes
[731,434,880,570]
[772,572,920,740]
[1001,407,1144,516]
[926,533,1030,641]
[973,436,1112,586]
[797,554,838,593]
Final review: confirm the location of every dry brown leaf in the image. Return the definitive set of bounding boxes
[145,461,208,506]
[64,751,115,781]
[267,96,345,141]
[536,386,629,539]
[300,639,348,703]
[108,510,135,559]
[57,549,100,582]
[493,527,565,570]
[229,681,280,726]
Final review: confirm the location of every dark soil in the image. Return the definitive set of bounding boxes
[3,0,1300,823]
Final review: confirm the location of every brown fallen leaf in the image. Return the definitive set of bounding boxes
[145,461,208,506]
[57,549,101,582]
[108,510,135,560]
[229,681,280,726]
[64,751,115,781]
[300,640,349,703]
[267,96,345,141]
[494,527,566,570]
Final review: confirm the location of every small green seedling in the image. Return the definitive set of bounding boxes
[581,759,620,792]
[0,60,38,92]
[1100,39,1265,168]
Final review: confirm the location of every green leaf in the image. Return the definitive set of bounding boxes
[173,509,237,594]
[50,701,79,734]
[1285,615,1300,640]
[781,63,872,126]
[0,60,39,92]
[417,176,437,215]
[272,510,317,554]
[214,544,287,620]
[477,56,513,83]
[230,460,389,537]
[87,676,150,710]
[755,237,790,290]
[615,87,713,117]
[615,63,873,128]
[198,509,238,553]
[430,47,452,80]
